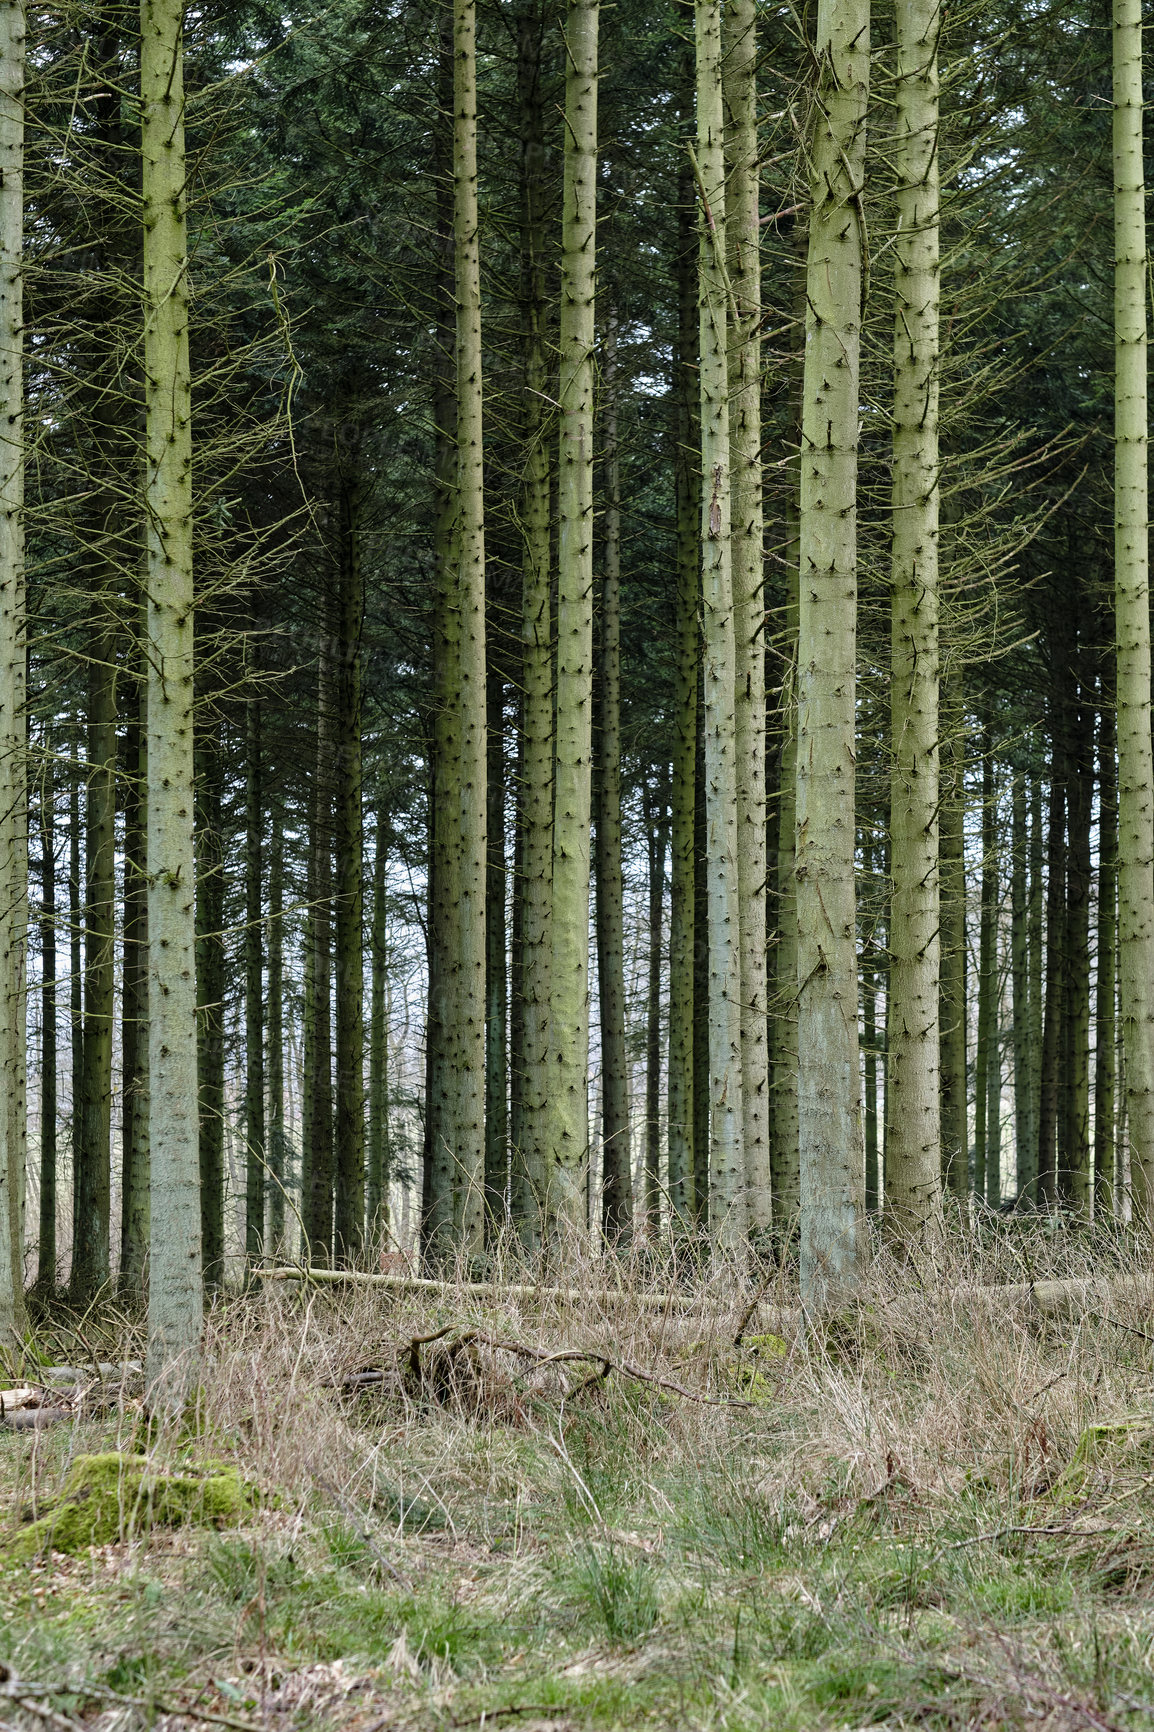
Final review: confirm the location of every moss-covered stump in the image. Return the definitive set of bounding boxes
[11,1452,251,1560]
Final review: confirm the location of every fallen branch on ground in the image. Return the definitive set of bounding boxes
[342,1326,758,1411]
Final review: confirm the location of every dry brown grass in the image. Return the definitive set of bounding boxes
[4,1216,1154,1729]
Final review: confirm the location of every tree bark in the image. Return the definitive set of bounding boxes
[142,0,202,1404]
[696,0,745,1251]
[644,777,669,1236]
[485,660,508,1230]
[195,721,224,1291]
[974,731,997,1205]
[885,0,942,1242]
[1113,0,1154,1214]
[796,0,870,1304]
[513,0,552,1245]
[445,0,487,1254]
[367,803,389,1241]
[38,744,57,1288]
[1096,695,1118,1211]
[668,77,699,1226]
[304,639,335,1261]
[244,688,265,1262]
[596,315,631,1243]
[120,711,149,1293]
[1012,772,1033,1201]
[1038,757,1065,1206]
[548,0,599,1239]
[0,0,23,1341]
[267,807,286,1256]
[1061,673,1093,1212]
[724,0,770,1235]
[334,458,365,1263]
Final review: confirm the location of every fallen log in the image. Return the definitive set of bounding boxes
[253,1264,713,1314]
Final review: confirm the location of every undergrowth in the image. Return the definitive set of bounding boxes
[4,1216,1154,1729]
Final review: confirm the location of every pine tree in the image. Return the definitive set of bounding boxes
[795,0,869,1303]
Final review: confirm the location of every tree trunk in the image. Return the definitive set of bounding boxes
[1062,675,1093,1212]
[693,681,711,1227]
[120,712,149,1293]
[1113,0,1154,1213]
[668,69,698,1227]
[267,808,286,1255]
[443,0,488,1257]
[938,698,968,1201]
[974,732,997,1205]
[38,746,56,1288]
[72,640,116,1299]
[644,777,669,1236]
[696,0,745,1251]
[886,0,942,1241]
[244,689,265,1262]
[305,639,335,1263]
[724,0,770,1236]
[195,721,224,1291]
[596,315,631,1243]
[1012,772,1033,1201]
[485,660,508,1230]
[367,803,389,1241]
[142,0,201,1404]
[1038,758,1066,1206]
[548,0,599,1239]
[0,0,23,1341]
[1096,695,1118,1211]
[1028,771,1044,1186]
[770,223,807,1229]
[426,15,456,1256]
[334,460,365,1263]
[796,0,870,1304]
[513,0,552,1246]
[68,723,82,1252]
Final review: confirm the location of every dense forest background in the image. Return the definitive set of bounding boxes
[0,0,1148,1374]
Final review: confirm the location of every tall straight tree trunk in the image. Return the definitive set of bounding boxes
[120,712,149,1292]
[485,661,508,1229]
[38,750,56,1287]
[426,18,456,1255]
[142,0,201,1404]
[195,722,224,1290]
[1062,676,1093,1211]
[796,0,870,1304]
[939,707,967,1198]
[367,803,389,1239]
[305,644,335,1262]
[596,315,630,1243]
[644,778,669,1235]
[1012,772,1033,1201]
[1113,0,1154,1214]
[693,685,711,1226]
[0,0,22,1339]
[267,809,286,1255]
[1038,761,1066,1205]
[973,732,997,1204]
[513,0,552,1244]
[696,0,745,1249]
[1028,773,1044,1181]
[886,0,942,1240]
[668,71,699,1226]
[443,0,487,1255]
[724,0,770,1235]
[244,690,265,1261]
[548,0,598,1238]
[72,643,116,1299]
[334,460,365,1262]
[1096,697,1118,1210]
[863,959,879,1212]
[770,222,807,1228]
[68,725,82,1243]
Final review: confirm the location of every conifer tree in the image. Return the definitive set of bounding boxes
[795,0,869,1302]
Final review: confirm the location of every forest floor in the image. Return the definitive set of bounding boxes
[5,1223,1154,1731]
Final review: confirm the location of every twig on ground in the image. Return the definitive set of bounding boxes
[947,1525,1118,1550]
[315,1474,415,1591]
